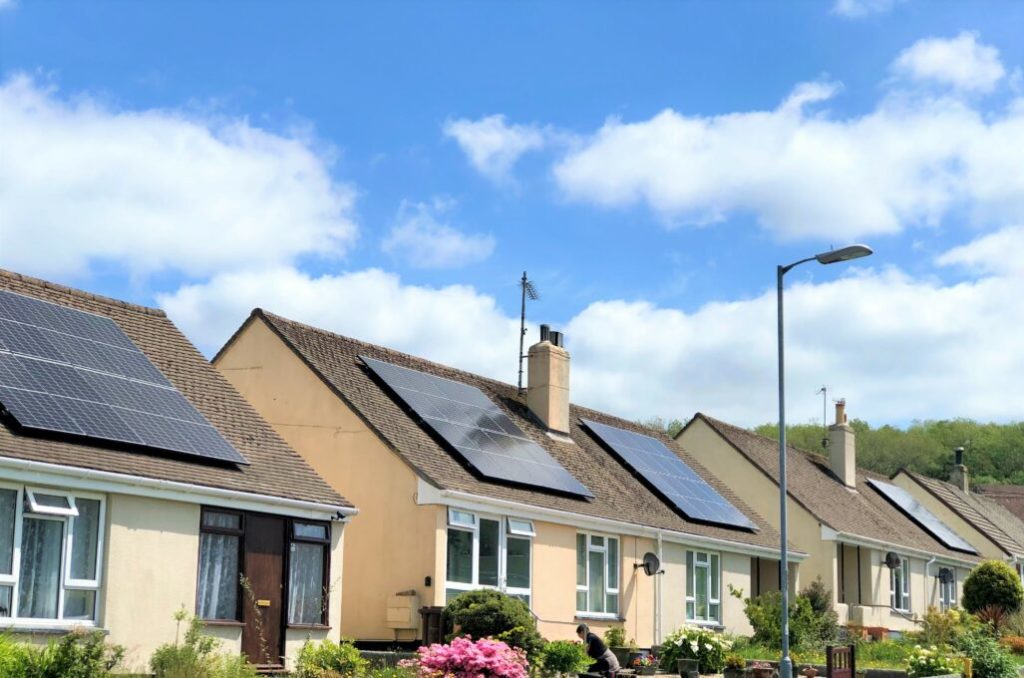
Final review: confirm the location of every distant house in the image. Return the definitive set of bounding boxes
[892,456,1024,581]
[678,403,980,633]
[214,311,806,646]
[975,485,1024,527]
[0,270,355,671]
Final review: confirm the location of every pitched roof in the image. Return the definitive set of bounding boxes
[902,472,1024,558]
[687,413,979,563]
[248,309,790,553]
[0,270,350,509]
[976,485,1024,523]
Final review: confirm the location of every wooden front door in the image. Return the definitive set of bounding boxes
[242,514,285,668]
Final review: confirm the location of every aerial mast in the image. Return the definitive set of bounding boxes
[517,271,539,394]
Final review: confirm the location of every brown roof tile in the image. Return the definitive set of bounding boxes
[0,270,350,509]
[689,413,979,563]
[254,309,790,553]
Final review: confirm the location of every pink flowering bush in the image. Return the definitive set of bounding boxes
[404,636,529,678]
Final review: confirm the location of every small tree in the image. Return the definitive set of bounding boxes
[963,561,1024,615]
[444,590,544,658]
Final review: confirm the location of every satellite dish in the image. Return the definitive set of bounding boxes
[938,568,954,584]
[884,552,901,570]
[635,552,663,576]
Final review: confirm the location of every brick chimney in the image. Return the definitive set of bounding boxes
[950,446,970,493]
[828,400,856,488]
[527,325,570,434]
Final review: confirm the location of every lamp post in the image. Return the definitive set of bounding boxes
[777,244,872,678]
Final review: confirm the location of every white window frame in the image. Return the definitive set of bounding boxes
[890,556,911,612]
[686,549,722,625]
[25,487,78,517]
[939,570,957,611]
[575,531,620,618]
[444,510,533,605]
[0,481,104,628]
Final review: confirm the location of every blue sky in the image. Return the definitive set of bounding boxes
[2,0,1023,428]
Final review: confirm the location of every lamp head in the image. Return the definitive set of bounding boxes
[815,244,873,265]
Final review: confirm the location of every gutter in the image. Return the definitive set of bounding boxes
[822,526,975,568]
[0,455,358,520]
[421,482,806,561]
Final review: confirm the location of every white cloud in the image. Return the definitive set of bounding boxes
[551,67,1024,240]
[832,0,902,18]
[162,227,1024,428]
[936,224,1024,275]
[382,199,495,268]
[0,74,358,279]
[893,32,1006,93]
[443,114,547,183]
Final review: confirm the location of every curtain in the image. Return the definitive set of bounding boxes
[18,518,62,619]
[288,542,324,624]
[197,532,238,620]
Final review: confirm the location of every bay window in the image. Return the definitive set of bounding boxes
[686,550,721,624]
[575,532,619,616]
[890,555,910,612]
[0,484,104,625]
[444,509,533,605]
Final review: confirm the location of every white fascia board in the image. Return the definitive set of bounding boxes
[820,525,976,568]
[417,478,805,562]
[0,455,357,521]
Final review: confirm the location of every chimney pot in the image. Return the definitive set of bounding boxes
[951,447,969,493]
[549,330,563,347]
[539,324,550,342]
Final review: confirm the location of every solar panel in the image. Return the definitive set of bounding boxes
[361,355,592,498]
[867,479,977,554]
[0,290,246,465]
[581,418,757,530]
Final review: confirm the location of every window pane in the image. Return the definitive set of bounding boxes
[606,593,618,615]
[293,522,328,541]
[448,509,475,528]
[591,536,604,548]
[288,542,325,624]
[0,585,11,618]
[33,493,71,510]
[197,532,239,620]
[710,554,720,601]
[709,602,720,622]
[446,529,473,584]
[507,518,535,536]
[588,551,605,613]
[479,519,500,587]
[70,498,101,581]
[686,600,695,620]
[202,511,241,531]
[576,534,586,586]
[576,590,587,612]
[607,538,619,590]
[19,518,63,619]
[506,536,530,590]
[686,551,694,598]
[63,589,96,620]
[695,565,708,620]
[0,490,14,576]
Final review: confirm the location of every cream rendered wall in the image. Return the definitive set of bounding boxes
[102,494,209,668]
[891,473,1005,561]
[215,318,439,641]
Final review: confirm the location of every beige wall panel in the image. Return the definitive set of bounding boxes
[216,319,437,641]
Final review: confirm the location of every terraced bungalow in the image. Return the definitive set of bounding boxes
[0,270,355,671]
[678,403,981,634]
[214,312,806,647]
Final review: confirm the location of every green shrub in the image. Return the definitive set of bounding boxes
[743,591,818,649]
[444,590,543,658]
[913,607,977,647]
[539,640,591,676]
[799,578,838,644]
[0,633,27,677]
[953,629,1017,678]
[603,627,627,648]
[366,666,417,678]
[150,612,256,678]
[658,626,731,674]
[906,645,962,678]
[725,654,746,671]
[19,629,124,678]
[963,561,1024,615]
[294,638,368,678]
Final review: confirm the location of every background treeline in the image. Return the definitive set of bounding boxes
[640,416,1024,485]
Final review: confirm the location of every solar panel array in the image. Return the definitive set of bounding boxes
[581,418,757,530]
[361,355,592,498]
[867,479,977,554]
[0,290,247,465]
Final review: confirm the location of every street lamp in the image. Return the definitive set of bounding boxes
[776,244,872,678]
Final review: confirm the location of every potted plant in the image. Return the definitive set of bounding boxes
[603,627,632,669]
[633,654,658,676]
[627,648,649,670]
[724,654,747,678]
[657,625,731,677]
[751,661,775,678]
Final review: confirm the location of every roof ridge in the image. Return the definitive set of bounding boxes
[0,269,166,317]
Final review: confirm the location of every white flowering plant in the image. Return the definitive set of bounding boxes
[906,645,961,678]
[658,626,732,674]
